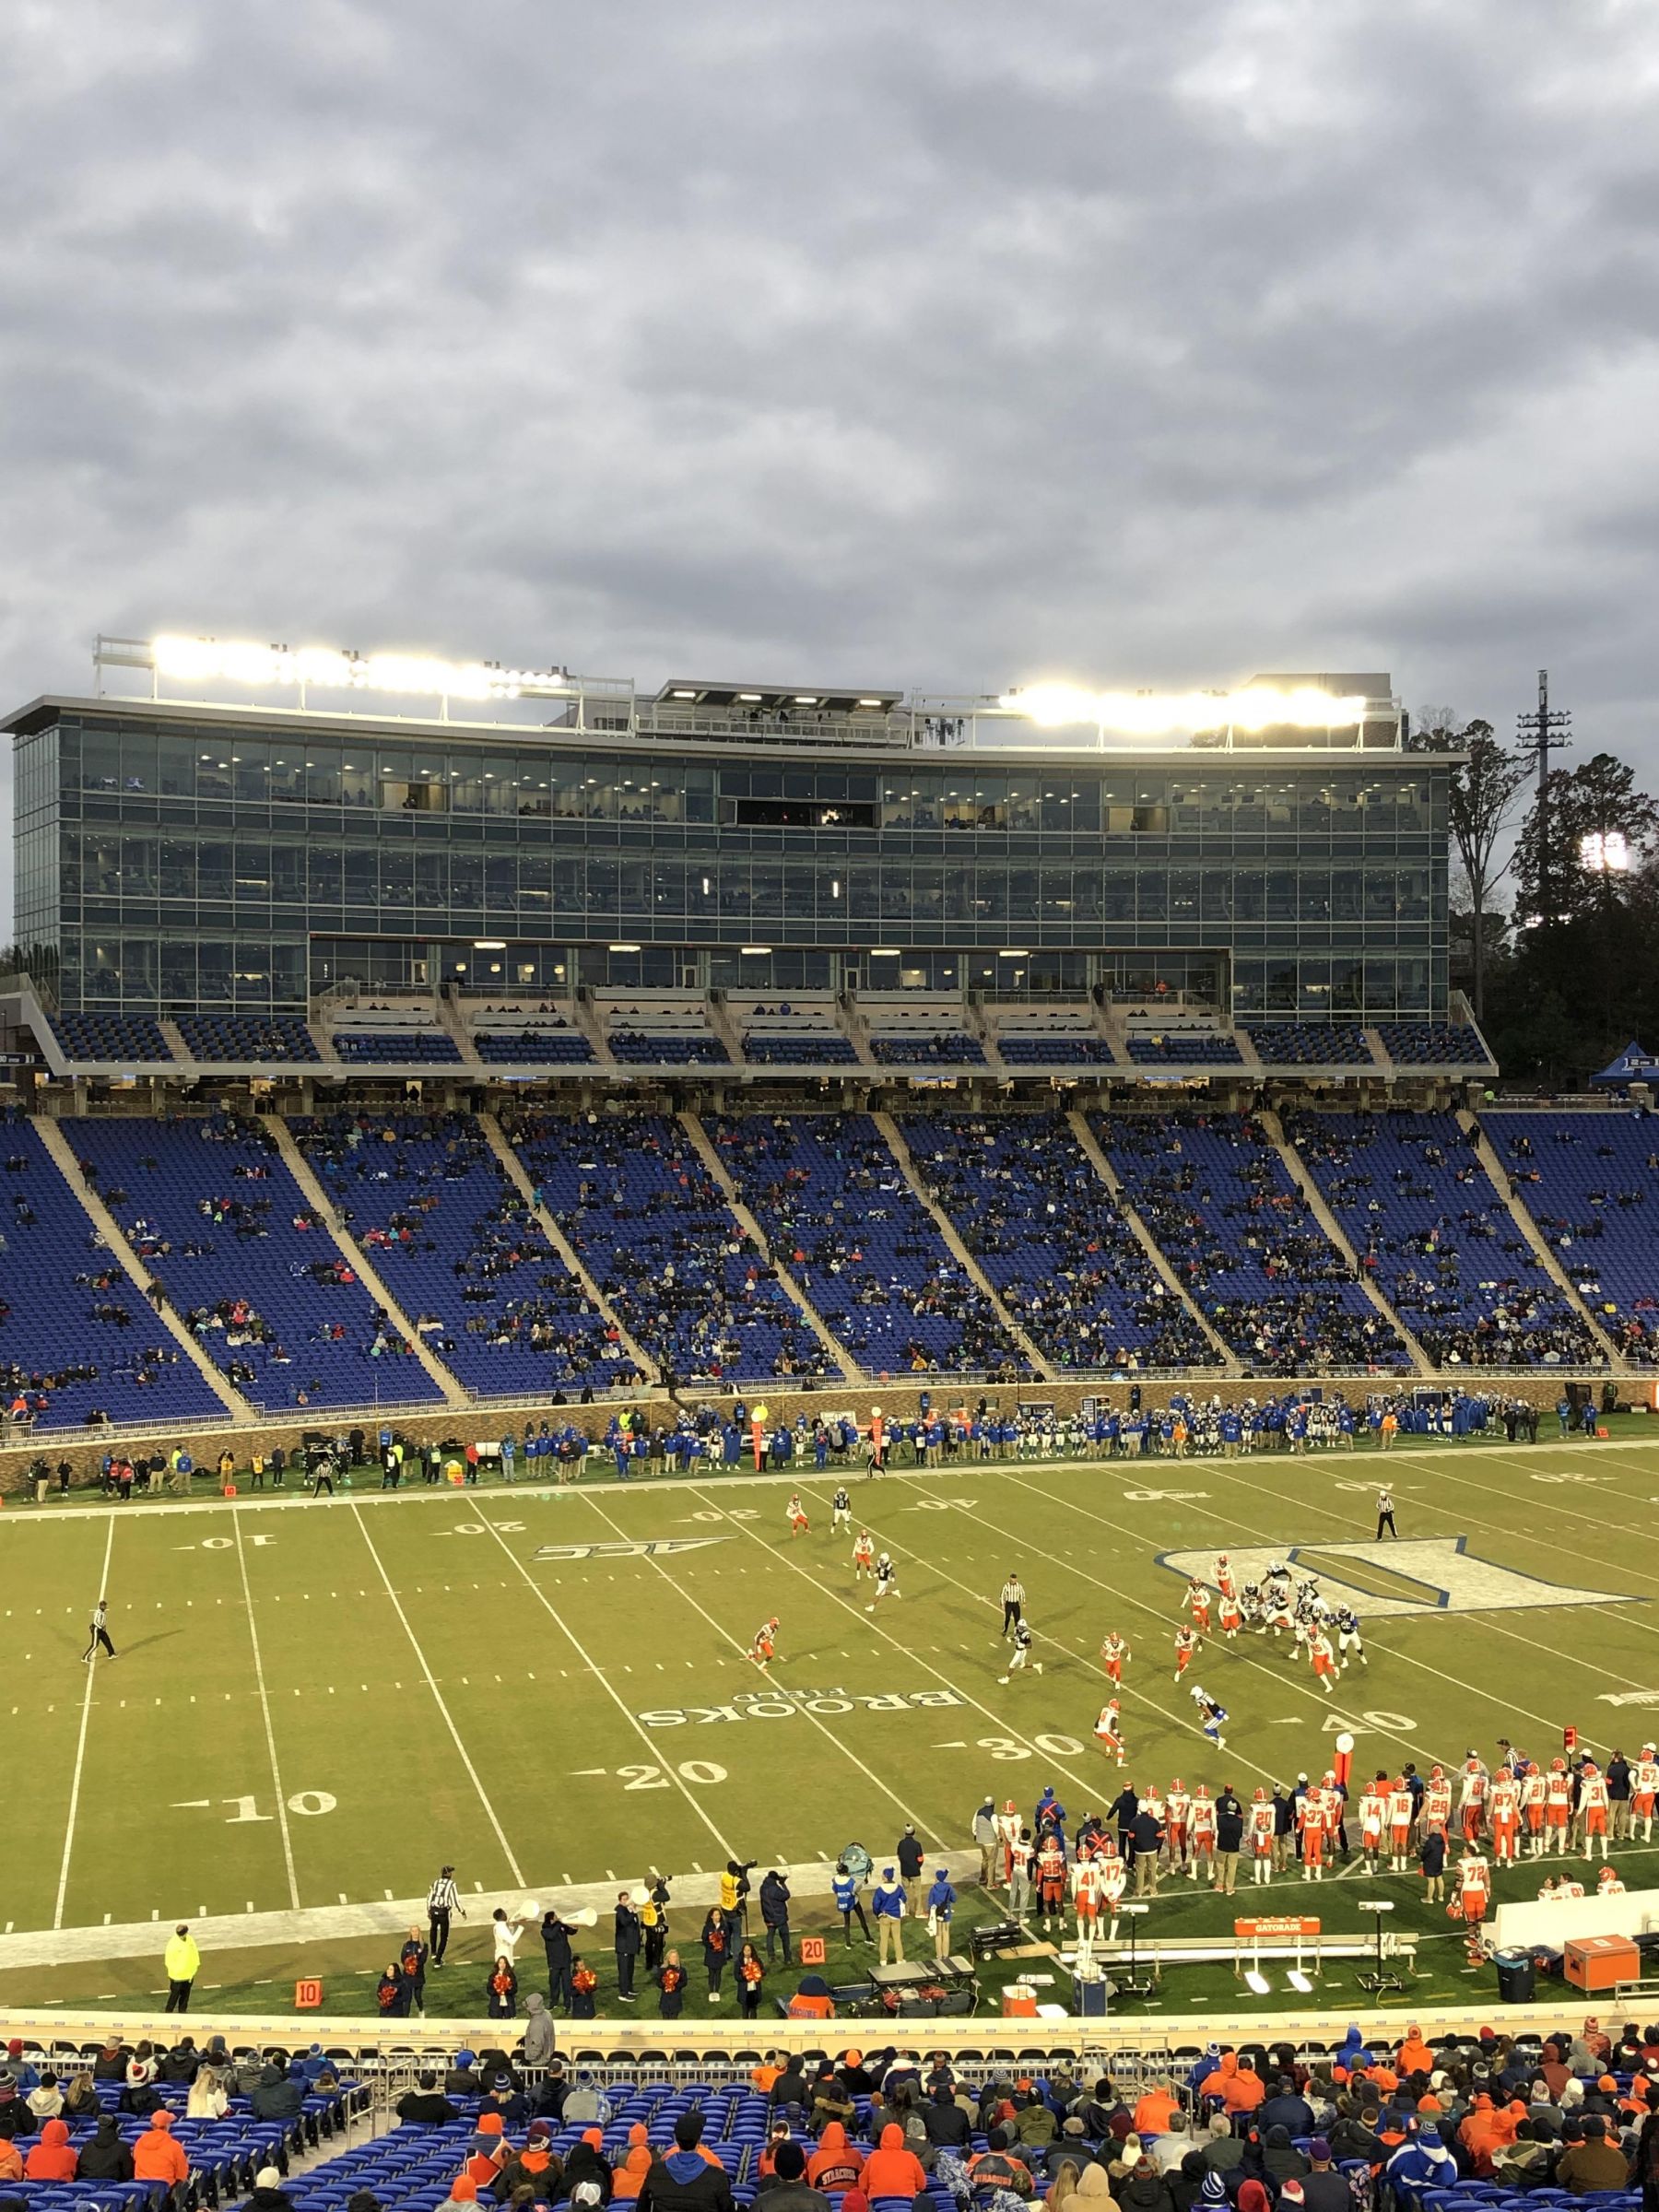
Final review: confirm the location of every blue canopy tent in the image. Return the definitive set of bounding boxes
[1593,1041,1659,1085]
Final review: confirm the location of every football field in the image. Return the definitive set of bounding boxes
[5,1424,1659,2018]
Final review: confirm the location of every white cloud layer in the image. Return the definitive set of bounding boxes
[5,0,1659,915]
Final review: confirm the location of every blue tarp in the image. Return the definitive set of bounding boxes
[1593,1041,1659,1085]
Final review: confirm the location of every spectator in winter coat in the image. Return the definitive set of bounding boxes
[563,2130,614,2206]
[1119,2156,1174,2212]
[1557,2118,1631,2194]
[251,2062,304,2121]
[397,2074,460,2125]
[1385,2124,1458,2208]
[924,2090,972,2149]
[864,2124,930,2201]
[807,2124,866,2191]
[638,2115,737,2212]
[133,2111,190,2185]
[1298,2142,1350,2212]
[1201,2121,1245,2176]
[756,2139,819,2212]
[1260,2083,1316,2138]
[25,2120,79,2180]
[76,2115,135,2182]
[493,2123,563,2204]
[612,2135,653,2205]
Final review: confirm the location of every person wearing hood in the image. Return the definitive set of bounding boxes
[463,2124,510,2192]
[134,2109,190,2185]
[563,2128,614,2205]
[924,2088,971,2149]
[759,1870,793,1962]
[757,2139,819,2212]
[1075,2163,1119,2212]
[612,2128,652,2205]
[808,2123,866,2191]
[1386,2124,1457,2208]
[1335,2027,1375,2076]
[77,2114,135,2182]
[639,2113,736,2212]
[252,2059,304,2121]
[1397,2029,1436,2080]
[865,2122,930,2201]
[398,2072,460,2125]
[25,2118,79,2181]
[521,1990,556,2069]
[1262,2125,1309,2183]
[1118,2155,1173,2212]
[1236,2181,1272,2212]
[0,2136,22,2185]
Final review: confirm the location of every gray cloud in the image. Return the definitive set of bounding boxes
[5,0,1659,924]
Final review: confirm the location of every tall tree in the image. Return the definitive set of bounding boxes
[1513,752,1659,928]
[1441,719,1525,1020]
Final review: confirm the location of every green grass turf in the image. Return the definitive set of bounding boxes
[6,1423,1659,2021]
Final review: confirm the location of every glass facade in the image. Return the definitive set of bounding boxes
[15,705,1451,1018]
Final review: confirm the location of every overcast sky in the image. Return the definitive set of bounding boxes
[4,0,1658,917]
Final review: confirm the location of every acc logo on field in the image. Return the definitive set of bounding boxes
[534,1537,731,1561]
[1157,1536,1635,1618]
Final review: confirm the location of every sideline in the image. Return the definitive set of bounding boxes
[2,1427,1646,1526]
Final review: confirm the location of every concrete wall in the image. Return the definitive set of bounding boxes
[1,1371,1641,1495]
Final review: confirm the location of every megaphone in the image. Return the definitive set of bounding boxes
[567,1906,599,1929]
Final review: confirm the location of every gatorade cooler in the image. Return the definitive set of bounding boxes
[1002,1984,1038,2018]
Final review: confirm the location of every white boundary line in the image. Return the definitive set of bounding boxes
[470,1503,739,1865]
[572,1489,947,1849]
[233,1509,300,1909]
[695,1481,1277,1799]
[347,1501,525,1888]
[54,1519,114,1930]
[1161,1453,1639,1733]
[0,1426,1641,1527]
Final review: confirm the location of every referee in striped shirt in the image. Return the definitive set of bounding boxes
[426,1865,464,1964]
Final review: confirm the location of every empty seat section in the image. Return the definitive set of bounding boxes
[506,1111,831,1382]
[997,1035,1117,1065]
[1288,1110,1600,1369]
[609,1030,729,1064]
[1486,1111,1659,1363]
[69,1116,444,1409]
[1248,1023,1374,1067]
[178,1014,322,1063]
[712,1112,1028,1374]
[334,1030,464,1063]
[0,1118,222,1427]
[291,1110,635,1395]
[51,1011,171,1063]
[1378,1022,1490,1065]
[869,1029,986,1065]
[742,1030,859,1065]
[901,1111,1219,1369]
[1124,1032,1244,1065]
[1099,1110,1411,1372]
[474,1021,594,1064]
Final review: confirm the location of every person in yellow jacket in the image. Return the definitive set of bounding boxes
[163,1924,200,2013]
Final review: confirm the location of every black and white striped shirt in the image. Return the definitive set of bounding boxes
[427,1874,460,1915]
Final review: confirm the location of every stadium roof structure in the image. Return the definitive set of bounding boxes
[652,678,907,713]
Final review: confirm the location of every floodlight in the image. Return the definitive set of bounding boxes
[1001,682,1368,735]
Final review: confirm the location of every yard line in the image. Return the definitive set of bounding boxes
[233,1511,300,1910]
[53,1519,114,1931]
[576,1492,946,1849]
[471,1505,738,1865]
[348,1503,524,1888]
[701,1483,1277,1799]
[1176,1454,1640,1725]
[939,1468,1455,1772]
